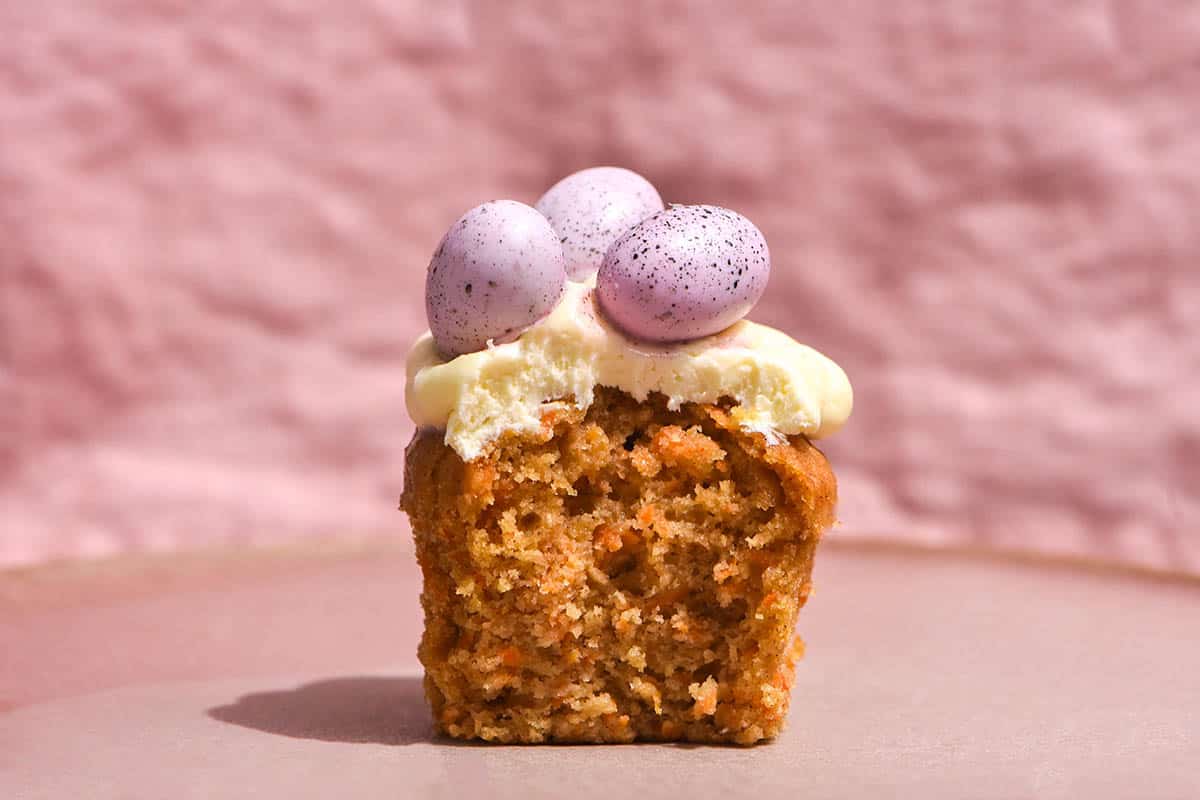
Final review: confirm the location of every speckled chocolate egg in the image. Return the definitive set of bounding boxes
[597,204,770,342]
[426,200,567,357]
[535,167,664,280]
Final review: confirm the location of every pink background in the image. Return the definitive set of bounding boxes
[2,2,1196,571]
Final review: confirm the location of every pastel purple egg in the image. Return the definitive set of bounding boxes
[596,204,770,342]
[535,167,664,280]
[426,200,567,357]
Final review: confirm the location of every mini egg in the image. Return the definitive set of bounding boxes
[535,166,664,280]
[597,204,770,342]
[425,200,567,357]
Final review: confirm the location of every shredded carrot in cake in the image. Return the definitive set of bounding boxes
[401,387,837,744]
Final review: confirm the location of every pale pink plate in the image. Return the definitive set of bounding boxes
[2,542,1197,798]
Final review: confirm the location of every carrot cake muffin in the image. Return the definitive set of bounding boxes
[401,168,852,744]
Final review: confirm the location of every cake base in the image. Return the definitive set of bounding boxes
[400,388,837,744]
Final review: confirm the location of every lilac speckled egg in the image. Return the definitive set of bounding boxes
[426,200,567,357]
[535,167,664,280]
[597,204,770,342]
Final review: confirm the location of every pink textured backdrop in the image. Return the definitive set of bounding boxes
[2,2,1196,570]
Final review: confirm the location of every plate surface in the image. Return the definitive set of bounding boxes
[2,542,1197,799]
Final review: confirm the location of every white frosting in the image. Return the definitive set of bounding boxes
[405,279,853,461]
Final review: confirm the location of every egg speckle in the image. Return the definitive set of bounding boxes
[425,200,567,357]
[596,204,770,342]
[535,167,664,280]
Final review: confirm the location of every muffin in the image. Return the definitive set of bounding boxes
[401,168,852,744]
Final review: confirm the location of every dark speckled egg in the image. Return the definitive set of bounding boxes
[535,167,664,280]
[425,200,566,357]
[597,204,770,342]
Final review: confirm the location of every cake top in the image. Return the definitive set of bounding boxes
[406,167,852,461]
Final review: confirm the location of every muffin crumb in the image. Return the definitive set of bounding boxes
[401,387,836,744]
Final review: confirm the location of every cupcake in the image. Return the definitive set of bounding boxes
[401,168,852,744]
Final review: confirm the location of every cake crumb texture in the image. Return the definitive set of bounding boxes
[400,387,836,744]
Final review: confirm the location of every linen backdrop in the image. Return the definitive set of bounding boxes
[2,1,1196,571]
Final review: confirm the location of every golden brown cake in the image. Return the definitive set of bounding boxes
[401,387,836,744]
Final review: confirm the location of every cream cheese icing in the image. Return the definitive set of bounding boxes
[406,278,852,462]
